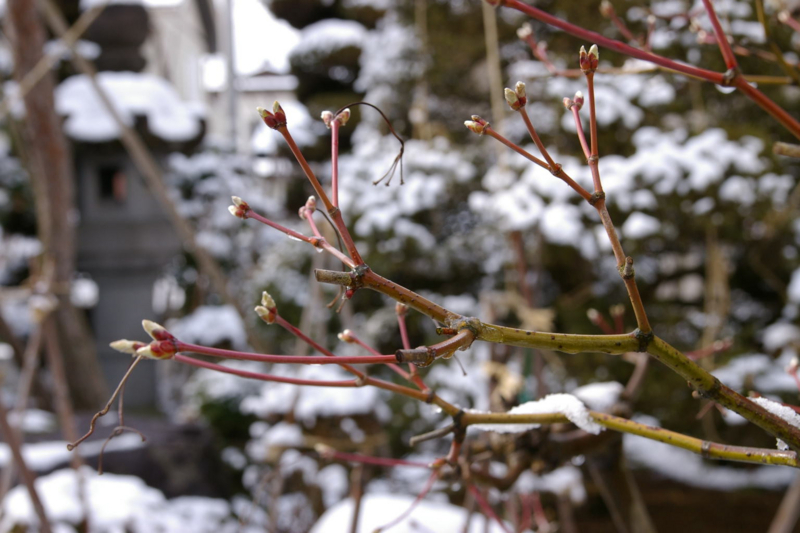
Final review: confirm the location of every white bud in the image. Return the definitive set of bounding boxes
[261,291,276,309]
[504,87,519,106]
[515,81,526,100]
[142,319,167,340]
[110,340,142,354]
[517,23,532,40]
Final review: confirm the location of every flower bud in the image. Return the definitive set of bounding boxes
[464,115,489,135]
[254,305,276,324]
[504,87,519,108]
[563,97,574,110]
[338,329,355,343]
[336,108,351,126]
[395,302,408,316]
[142,319,171,341]
[579,45,599,73]
[305,196,317,213]
[261,291,276,310]
[110,339,147,354]
[517,23,533,40]
[587,308,600,323]
[515,81,527,103]
[599,0,614,18]
[573,90,584,109]
[229,196,250,219]
[321,110,334,128]
[257,104,286,129]
[135,340,176,360]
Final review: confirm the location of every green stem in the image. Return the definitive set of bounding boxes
[461,410,799,468]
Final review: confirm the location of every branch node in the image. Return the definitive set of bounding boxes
[621,256,635,279]
[721,67,741,86]
[425,389,436,404]
[396,347,435,367]
[588,191,606,206]
[701,440,712,459]
[548,163,563,176]
[448,316,481,338]
[634,328,654,352]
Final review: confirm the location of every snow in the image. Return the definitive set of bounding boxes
[55,72,203,143]
[572,381,624,413]
[0,230,42,285]
[232,0,300,75]
[712,351,800,394]
[317,464,349,507]
[7,409,57,434]
[625,415,797,490]
[751,396,800,451]
[514,465,586,503]
[0,433,145,471]
[71,276,99,309]
[1,467,253,533]
[240,364,391,424]
[167,304,247,350]
[291,19,367,58]
[788,268,800,304]
[622,212,661,239]
[310,493,517,533]
[1,467,161,532]
[762,322,800,352]
[246,421,303,462]
[469,393,603,435]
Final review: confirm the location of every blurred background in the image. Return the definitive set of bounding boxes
[1,0,800,531]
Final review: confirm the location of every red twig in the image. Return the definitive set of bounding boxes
[175,341,397,366]
[318,447,432,469]
[331,118,341,208]
[701,0,738,70]
[376,471,440,532]
[174,354,360,386]
[468,484,511,533]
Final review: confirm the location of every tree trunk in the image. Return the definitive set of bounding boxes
[7,0,108,408]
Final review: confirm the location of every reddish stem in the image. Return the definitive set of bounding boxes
[343,330,428,389]
[468,484,511,533]
[278,126,365,265]
[520,31,558,73]
[322,449,432,469]
[378,471,439,531]
[176,341,397,366]
[485,127,548,169]
[530,492,551,532]
[246,209,312,243]
[331,119,341,208]
[607,8,641,46]
[484,127,593,203]
[701,0,738,70]
[501,0,800,140]
[571,106,591,159]
[585,74,603,194]
[735,78,800,140]
[397,314,411,351]
[503,0,725,84]
[519,107,557,169]
[304,211,323,239]
[780,12,800,34]
[174,354,360,386]
[271,314,457,413]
